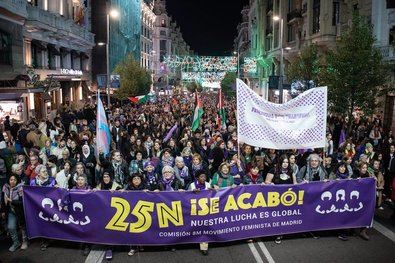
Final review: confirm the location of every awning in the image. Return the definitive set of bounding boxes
[31,40,47,50]
[0,93,24,101]
[48,44,61,55]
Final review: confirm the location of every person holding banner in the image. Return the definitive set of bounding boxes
[297,154,328,183]
[1,175,27,252]
[29,164,55,251]
[96,171,122,191]
[211,162,235,189]
[188,170,212,255]
[352,162,373,241]
[265,155,296,244]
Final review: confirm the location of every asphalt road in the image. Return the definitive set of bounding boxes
[1,205,394,263]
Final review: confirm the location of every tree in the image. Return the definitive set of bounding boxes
[286,44,324,97]
[221,72,237,97]
[186,82,203,93]
[324,13,390,130]
[113,54,152,99]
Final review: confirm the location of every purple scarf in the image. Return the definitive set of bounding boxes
[162,175,175,191]
[194,180,206,190]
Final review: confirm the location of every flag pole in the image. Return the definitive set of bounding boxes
[236,79,241,162]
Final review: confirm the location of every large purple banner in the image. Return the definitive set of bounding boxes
[23,179,375,245]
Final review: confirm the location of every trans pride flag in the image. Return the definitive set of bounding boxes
[96,95,111,157]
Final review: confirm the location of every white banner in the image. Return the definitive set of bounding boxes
[236,79,327,149]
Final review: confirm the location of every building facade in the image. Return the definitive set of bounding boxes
[0,0,94,121]
[91,0,141,94]
[141,0,156,72]
[239,0,395,130]
[152,0,191,92]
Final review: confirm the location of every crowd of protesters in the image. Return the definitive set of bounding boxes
[0,92,394,258]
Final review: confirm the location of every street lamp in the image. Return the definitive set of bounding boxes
[273,15,284,103]
[106,8,119,107]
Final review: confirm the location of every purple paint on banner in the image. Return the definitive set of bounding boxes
[23,179,375,245]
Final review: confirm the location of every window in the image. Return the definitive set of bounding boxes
[288,0,294,12]
[287,25,295,42]
[0,31,12,65]
[332,1,340,26]
[160,30,166,36]
[161,19,166,27]
[312,0,320,34]
[265,37,271,51]
[31,45,38,68]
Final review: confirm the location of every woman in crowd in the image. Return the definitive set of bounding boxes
[188,170,212,255]
[352,162,373,241]
[30,164,55,251]
[174,156,191,189]
[1,175,27,252]
[191,153,210,180]
[211,163,234,189]
[55,160,72,189]
[244,162,264,185]
[229,153,245,186]
[81,145,96,186]
[297,154,327,183]
[143,161,160,191]
[265,154,296,244]
[158,166,183,192]
[96,171,122,191]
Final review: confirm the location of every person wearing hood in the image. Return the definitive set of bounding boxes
[81,145,96,186]
[96,171,122,191]
[174,156,191,189]
[1,175,27,252]
[143,161,160,191]
[297,153,328,183]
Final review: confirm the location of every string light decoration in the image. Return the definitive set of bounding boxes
[164,56,238,72]
[181,72,227,82]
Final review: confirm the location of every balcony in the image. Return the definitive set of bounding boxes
[25,5,94,47]
[380,46,395,62]
[287,9,302,24]
[0,0,27,20]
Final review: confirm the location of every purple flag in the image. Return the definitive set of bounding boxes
[23,179,375,245]
[339,129,346,146]
[163,124,178,143]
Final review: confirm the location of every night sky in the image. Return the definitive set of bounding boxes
[165,0,250,56]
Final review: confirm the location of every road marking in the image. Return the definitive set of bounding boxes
[85,248,105,263]
[248,242,264,263]
[257,241,275,263]
[374,220,395,243]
